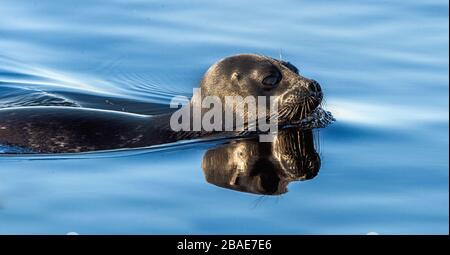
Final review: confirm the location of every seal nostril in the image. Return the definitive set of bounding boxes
[307,81,321,93]
[316,83,322,93]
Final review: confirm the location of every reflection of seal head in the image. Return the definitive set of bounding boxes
[193,54,323,125]
[0,54,325,153]
[201,128,320,195]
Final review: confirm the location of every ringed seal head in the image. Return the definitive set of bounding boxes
[195,54,323,126]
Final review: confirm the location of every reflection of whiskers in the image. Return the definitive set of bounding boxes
[251,193,284,208]
[252,195,268,209]
[314,129,323,158]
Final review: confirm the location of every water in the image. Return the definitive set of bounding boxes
[0,0,448,234]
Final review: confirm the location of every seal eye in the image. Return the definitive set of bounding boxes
[262,73,281,88]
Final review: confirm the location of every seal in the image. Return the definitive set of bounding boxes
[0,54,324,153]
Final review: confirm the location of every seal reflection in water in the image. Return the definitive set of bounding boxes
[202,127,320,195]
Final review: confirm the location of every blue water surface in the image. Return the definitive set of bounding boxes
[0,0,448,234]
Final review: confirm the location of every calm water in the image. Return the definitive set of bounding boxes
[0,0,448,234]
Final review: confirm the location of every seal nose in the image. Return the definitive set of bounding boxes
[306,80,323,109]
[307,80,322,94]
